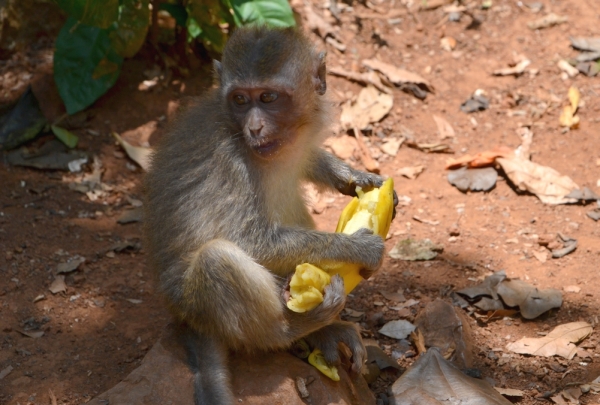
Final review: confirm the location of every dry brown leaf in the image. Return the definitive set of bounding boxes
[432,115,455,139]
[398,165,425,179]
[391,349,512,404]
[560,86,581,128]
[324,135,357,160]
[440,37,456,52]
[558,60,579,77]
[493,59,531,76]
[340,86,393,130]
[419,0,453,10]
[496,157,579,204]
[445,146,514,169]
[49,275,67,294]
[113,132,153,171]
[527,13,568,30]
[379,137,404,156]
[362,59,433,92]
[304,4,335,39]
[495,387,524,397]
[506,321,592,359]
[353,127,380,173]
[328,67,391,94]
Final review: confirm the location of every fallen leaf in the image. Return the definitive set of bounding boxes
[366,344,402,370]
[412,216,439,226]
[389,239,443,261]
[557,60,579,78]
[447,167,498,192]
[570,36,600,53]
[380,291,406,302]
[440,36,456,52]
[112,132,152,171]
[419,0,453,10]
[340,86,393,130]
[559,86,581,128]
[445,146,514,169]
[391,349,512,405]
[127,298,143,304]
[398,165,425,179]
[456,271,506,300]
[0,365,13,380]
[460,93,489,113]
[506,321,592,359]
[379,320,416,339]
[328,67,391,94]
[493,59,531,76]
[18,330,44,338]
[379,137,404,156]
[324,135,358,160]
[390,298,420,310]
[362,58,434,94]
[532,249,548,263]
[527,13,568,30]
[353,127,379,173]
[56,255,85,274]
[566,186,600,201]
[49,275,67,294]
[7,139,89,171]
[497,157,579,204]
[432,115,455,140]
[117,207,144,224]
[51,125,79,148]
[495,387,524,397]
[406,140,454,153]
[497,279,562,319]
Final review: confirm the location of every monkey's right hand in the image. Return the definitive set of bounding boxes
[307,275,346,322]
[349,228,385,279]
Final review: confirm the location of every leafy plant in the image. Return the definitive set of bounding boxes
[53,0,295,115]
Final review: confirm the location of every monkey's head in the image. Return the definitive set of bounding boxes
[214,26,327,160]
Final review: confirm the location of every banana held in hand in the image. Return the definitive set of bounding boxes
[286,178,395,311]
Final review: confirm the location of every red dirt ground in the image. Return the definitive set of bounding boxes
[0,0,599,404]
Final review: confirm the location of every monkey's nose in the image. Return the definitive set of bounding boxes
[249,124,263,138]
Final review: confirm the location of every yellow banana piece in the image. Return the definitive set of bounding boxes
[287,264,331,313]
[308,349,340,381]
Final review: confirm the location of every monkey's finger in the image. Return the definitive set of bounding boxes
[392,190,399,220]
[320,342,342,366]
[322,275,346,308]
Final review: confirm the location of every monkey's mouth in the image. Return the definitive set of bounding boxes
[251,139,282,158]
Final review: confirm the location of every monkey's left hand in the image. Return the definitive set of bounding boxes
[304,321,366,374]
[347,171,399,219]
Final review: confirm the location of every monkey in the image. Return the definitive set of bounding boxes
[143,26,397,404]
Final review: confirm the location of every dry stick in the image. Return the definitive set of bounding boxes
[49,389,58,405]
[353,127,380,173]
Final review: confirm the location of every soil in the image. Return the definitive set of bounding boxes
[1,0,599,404]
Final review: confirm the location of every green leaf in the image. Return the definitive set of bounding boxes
[55,0,120,29]
[51,125,79,148]
[159,3,188,27]
[110,0,150,58]
[54,17,124,115]
[186,0,230,52]
[230,0,295,27]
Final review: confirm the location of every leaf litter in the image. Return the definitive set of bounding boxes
[506,321,593,359]
[456,270,563,319]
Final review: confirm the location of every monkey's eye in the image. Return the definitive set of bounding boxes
[260,92,278,103]
[233,95,248,105]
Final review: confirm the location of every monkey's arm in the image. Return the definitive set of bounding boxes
[257,227,384,275]
[306,149,383,196]
[306,149,398,214]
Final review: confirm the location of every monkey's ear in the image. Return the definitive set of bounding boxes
[314,51,327,95]
[213,60,223,81]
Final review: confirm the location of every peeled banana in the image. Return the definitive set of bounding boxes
[308,349,340,381]
[286,178,395,313]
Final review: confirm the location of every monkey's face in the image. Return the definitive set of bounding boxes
[228,87,300,160]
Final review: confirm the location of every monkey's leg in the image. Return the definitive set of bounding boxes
[181,239,347,351]
[176,323,234,405]
[304,321,366,373]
